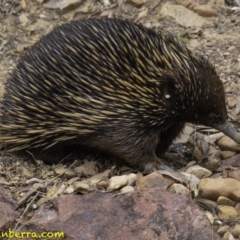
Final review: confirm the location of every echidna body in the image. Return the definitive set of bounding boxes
[1,18,239,171]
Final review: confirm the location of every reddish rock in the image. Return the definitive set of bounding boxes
[0,185,19,229]
[23,188,220,240]
[221,154,240,167]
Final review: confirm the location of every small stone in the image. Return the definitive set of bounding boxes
[19,13,29,25]
[192,5,218,17]
[168,183,189,196]
[218,136,240,152]
[222,232,234,240]
[218,205,238,220]
[185,165,212,179]
[120,186,135,193]
[205,211,214,224]
[158,3,206,28]
[16,44,25,53]
[125,0,147,6]
[73,180,97,194]
[230,82,238,92]
[229,169,240,181]
[136,172,169,190]
[199,178,240,201]
[221,154,240,168]
[234,202,240,216]
[217,196,235,207]
[223,52,230,57]
[221,151,236,159]
[108,174,136,191]
[227,96,237,108]
[217,225,230,236]
[232,223,240,238]
[20,0,27,9]
[228,46,236,52]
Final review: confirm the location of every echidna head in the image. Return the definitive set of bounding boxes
[160,62,226,125]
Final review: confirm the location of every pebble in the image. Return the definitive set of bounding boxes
[218,205,238,220]
[234,202,240,216]
[168,183,189,196]
[221,151,236,159]
[230,82,238,92]
[228,46,236,52]
[205,211,214,224]
[227,96,237,108]
[108,174,136,191]
[19,13,29,25]
[185,165,212,179]
[232,223,240,237]
[217,196,235,206]
[217,225,230,237]
[229,170,240,181]
[136,172,169,190]
[222,231,234,240]
[120,186,135,193]
[218,136,240,152]
[199,178,240,201]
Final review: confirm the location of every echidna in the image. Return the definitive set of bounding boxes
[0,18,239,171]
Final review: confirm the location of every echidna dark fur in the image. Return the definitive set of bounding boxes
[1,18,239,171]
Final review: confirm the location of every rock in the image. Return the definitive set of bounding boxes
[205,211,214,224]
[218,136,240,152]
[119,186,134,193]
[217,196,235,206]
[221,154,240,167]
[19,13,29,25]
[44,0,83,14]
[221,151,236,159]
[218,205,238,220]
[222,231,234,240]
[192,5,218,17]
[168,183,189,196]
[232,223,240,238]
[21,189,220,240]
[125,0,147,6]
[20,0,27,9]
[235,202,240,216]
[16,44,25,53]
[108,174,136,191]
[229,170,240,181]
[217,225,230,237]
[227,97,237,108]
[195,197,218,210]
[199,178,240,201]
[0,185,19,229]
[230,82,239,92]
[136,172,169,190]
[228,46,236,52]
[204,158,221,171]
[158,3,207,28]
[185,165,212,179]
